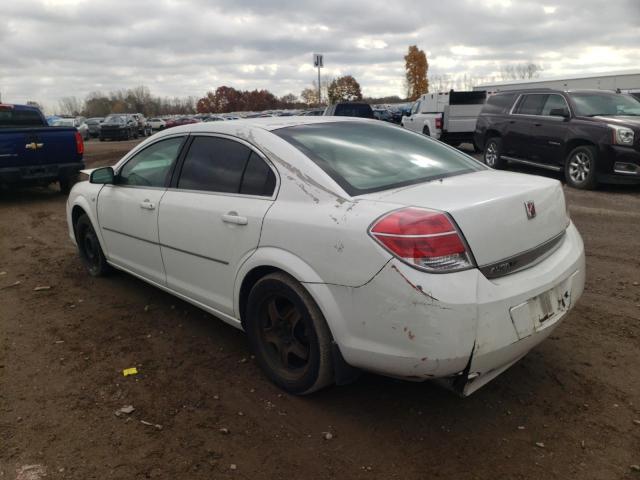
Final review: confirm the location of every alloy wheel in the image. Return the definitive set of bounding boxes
[485,142,498,167]
[258,295,311,376]
[569,151,591,183]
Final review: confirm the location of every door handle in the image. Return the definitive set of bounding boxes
[25,142,37,150]
[140,200,156,210]
[222,213,248,225]
[534,123,542,127]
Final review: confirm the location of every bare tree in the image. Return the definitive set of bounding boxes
[58,96,82,116]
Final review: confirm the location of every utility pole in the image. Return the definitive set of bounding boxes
[313,53,323,105]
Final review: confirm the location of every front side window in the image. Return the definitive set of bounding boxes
[411,101,421,114]
[541,95,569,116]
[177,136,276,196]
[274,121,484,195]
[515,94,547,115]
[118,137,184,187]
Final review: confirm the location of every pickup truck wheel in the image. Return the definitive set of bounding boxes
[484,137,506,169]
[422,126,431,136]
[59,174,77,194]
[245,272,334,395]
[75,214,110,277]
[565,145,598,190]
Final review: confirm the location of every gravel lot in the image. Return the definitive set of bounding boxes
[1,138,639,479]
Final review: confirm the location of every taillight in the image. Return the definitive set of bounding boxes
[435,116,443,130]
[75,131,84,154]
[369,207,475,273]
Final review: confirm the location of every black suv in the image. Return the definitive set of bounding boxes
[324,102,374,119]
[474,89,640,189]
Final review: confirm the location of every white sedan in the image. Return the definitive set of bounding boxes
[147,118,166,130]
[66,117,585,395]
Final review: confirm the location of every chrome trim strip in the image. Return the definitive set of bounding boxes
[102,226,229,265]
[502,155,562,172]
[479,231,566,279]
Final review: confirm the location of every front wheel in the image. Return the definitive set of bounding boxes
[484,137,506,169]
[245,272,334,395]
[565,145,598,189]
[75,214,110,277]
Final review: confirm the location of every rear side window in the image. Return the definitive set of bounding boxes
[480,93,517,115]
[240,152,276,196]
[178,136,275,196]
[0,108,45,128]
[515,94,548,115]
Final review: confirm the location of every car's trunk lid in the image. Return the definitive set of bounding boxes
[359,170,569,267]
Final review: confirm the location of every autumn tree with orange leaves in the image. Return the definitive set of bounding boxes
[404,45,429,101]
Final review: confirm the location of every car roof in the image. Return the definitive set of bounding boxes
[157,115,372,135]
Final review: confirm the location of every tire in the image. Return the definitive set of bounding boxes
[565,145,598,190]
[422,126,431,136]
[99,137,105,142]
[245,272,334,395]
[59,174,77,194]
[483,137,506,169]
[74,214,110,277]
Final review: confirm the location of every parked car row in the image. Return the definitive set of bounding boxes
[399,88,640,189]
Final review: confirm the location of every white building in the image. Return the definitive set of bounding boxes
[474,70,640,98]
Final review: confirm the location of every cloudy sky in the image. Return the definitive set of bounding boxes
[1,0,639,111]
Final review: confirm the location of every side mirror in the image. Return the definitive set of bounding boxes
[90,166,114,184]
[549,108,570,119]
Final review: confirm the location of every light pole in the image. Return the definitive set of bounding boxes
[313,53,323,105]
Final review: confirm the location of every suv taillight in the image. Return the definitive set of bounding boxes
[435,116,443,130]
[75,131,84,154]
[369,207,474,273]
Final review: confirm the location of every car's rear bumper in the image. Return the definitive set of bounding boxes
[307,222,585,395]
[0,162,85,185]
[99,129,129,139]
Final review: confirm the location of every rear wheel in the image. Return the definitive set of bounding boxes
[75,214,110,276]
[245,272,334,395]
[59,174,77,194]
[484,137,506,169]
[422,126,431,136]
[565,145,598,190]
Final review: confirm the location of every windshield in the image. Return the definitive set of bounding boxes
[104,115,125,124]
[570,92,640,116]
[274,121,484,195]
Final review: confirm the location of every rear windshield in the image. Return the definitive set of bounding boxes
[333,104,374,118]
[104,115,125,124]
[0,108,45,128]
[274,121,484,195]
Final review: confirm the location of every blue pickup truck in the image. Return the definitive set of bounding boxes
[0,103,85,193]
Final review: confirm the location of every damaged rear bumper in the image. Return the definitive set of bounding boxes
[306,222,585,395]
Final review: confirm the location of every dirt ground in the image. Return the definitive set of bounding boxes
[1,138,639,480]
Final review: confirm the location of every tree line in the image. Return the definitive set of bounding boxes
[54,48,542,116]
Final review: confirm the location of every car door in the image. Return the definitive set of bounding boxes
[504,93,548,159]
[528,94,571,167]
[97,135,186,285]
[158,135,278,317]
[403,100,421,132]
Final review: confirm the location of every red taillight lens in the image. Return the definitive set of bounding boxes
[435,117,443,129]
[370,207,474,273]
[75,131,84,154]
